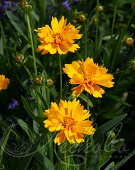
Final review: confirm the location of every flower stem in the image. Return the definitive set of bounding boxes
[47,133,54,163]
[84,21,88,59]
[84,93,90,169]
[26,13,37,75]
[111,0,117,37]
[58,54,62,99]
[95,0,99,51]
[64,147,67,170]
[124,11,135,34]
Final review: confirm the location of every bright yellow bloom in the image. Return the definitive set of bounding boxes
[0,75,10,90]
[35,16,82,55]
[43,99,95,145]
[63,57,114,98]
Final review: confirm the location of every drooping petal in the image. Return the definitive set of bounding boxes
[54,130,66,145]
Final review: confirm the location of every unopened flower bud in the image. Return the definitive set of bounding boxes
[71,19,77,25]
[93,17,98,23]
[132,2,135,8]
[98,6,105,13]
[47,79,54,87]
[124,37,134,47]
[106,131,115,139]
[131,65,135,72]
[76,14,86,23]
[33,75,44,85]
[129,58,135,72]
[14,54,25,63]
[19,0,32,13]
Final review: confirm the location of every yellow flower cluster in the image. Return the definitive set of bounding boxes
[37,16,114,145]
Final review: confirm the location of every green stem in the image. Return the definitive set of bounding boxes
[84,93,90,169]
[124,11,135,34]
[58,54,62,99]
[26,14,37,75]
[0,21,11,70]
[87,92,89,110]
[43,0,46,19]
[47,133,54,163]
[113,67,129,94]
[24,65,33,79]
[64,148,67,170]
[111,0,117,37]
[84,22,88,59]
[95,0,99,51]
[24,65,42,116]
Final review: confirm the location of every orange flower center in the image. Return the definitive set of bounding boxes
[63,117,75,129]
[53,33,63,44]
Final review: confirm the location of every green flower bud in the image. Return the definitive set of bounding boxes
[14,54,25,63]
[71,19,77,25]
[93,17,98,23]
[129,58,135,72]
[130,58,135,66]
[33,75,44,85]
[19,0,33,13]
[124,37,134,47]
[47,79,54,87]
[76,14,87,23]
[106,131,115,139]
[98,6,105,13]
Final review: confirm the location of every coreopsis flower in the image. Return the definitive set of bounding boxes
[35,16,82,55]
[63,57,114,98]
[43,99,95,145]
[0,75,10,90]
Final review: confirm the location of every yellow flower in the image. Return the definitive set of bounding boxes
[43,99,95,145]
[63,57,114,98]
[0,75,10,90]
[35,16,82,55]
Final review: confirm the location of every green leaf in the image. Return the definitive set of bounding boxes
[111,148,135,170]
[79,93,93,107]
[104,162,115,170]
[21,96,36,121]
[14,117,37,143]
[0,127,11,164]
[21,44,31,54]
[34,151,55,170]
[97,28,104,49]
[105,94,132,107]
[5,10,28,41]
[102,47,110,68]
[94,114,127,145]
[0,36,4,55]
[30,10,39,22]
[17,133,46,170]
[99,139,124,167]
[17,77,36,99]
[35,89,49,109]
[62,83,68,100]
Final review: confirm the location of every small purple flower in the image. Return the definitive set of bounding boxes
[8,99,19,109]
[61,0,71,11]
[73,0,80,2]
[3,1,18,10]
